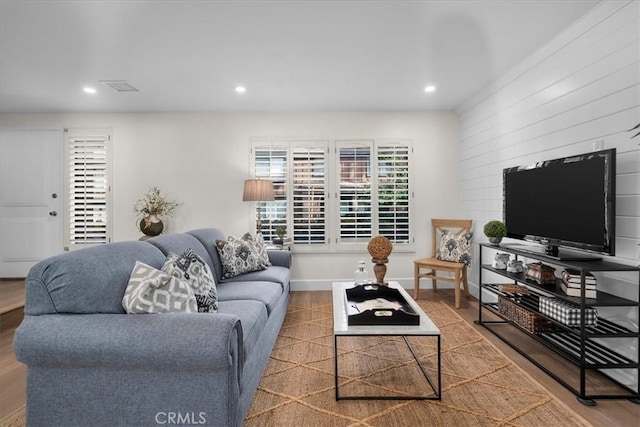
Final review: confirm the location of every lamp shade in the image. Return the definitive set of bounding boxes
[242,179,275,202]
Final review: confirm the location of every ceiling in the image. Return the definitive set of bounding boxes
[0,0,601,113]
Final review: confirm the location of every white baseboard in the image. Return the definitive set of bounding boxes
[290,279,486,302]
[290,279,478,292]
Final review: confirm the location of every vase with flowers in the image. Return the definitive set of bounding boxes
[135,186,181,236]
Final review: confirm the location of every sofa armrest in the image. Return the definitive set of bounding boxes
[267,249,291,268]
[14,313,242,371]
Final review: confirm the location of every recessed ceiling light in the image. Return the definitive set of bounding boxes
[424,85,436,93]
[83,87,97,94]
[235,86,246,93]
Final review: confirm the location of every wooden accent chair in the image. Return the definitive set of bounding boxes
[414,219,473,309]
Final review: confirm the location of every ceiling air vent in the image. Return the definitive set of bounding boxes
[100,80,140,92]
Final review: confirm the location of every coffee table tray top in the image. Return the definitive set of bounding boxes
[333,282,440,336]
[345,283,420,326]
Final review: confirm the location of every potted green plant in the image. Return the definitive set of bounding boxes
[274,225,286,245]
[483,220,507,246]
[135,186,181,236]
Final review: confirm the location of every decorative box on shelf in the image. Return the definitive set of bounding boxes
[525,262,557,285]
[539,296,598,327]
[497,294,555,334]
[344,284,420,326]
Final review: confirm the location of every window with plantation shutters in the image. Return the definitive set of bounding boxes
[251,138,412,252]
[338,143,372,243]
[253,145,288,243]
[292,145,326,244]
[376,143,410,243]
[65,130,112,248]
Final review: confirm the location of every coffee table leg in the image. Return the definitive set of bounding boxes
[403,336,441,400]
[334,334,339,400]
[335,334,440,400]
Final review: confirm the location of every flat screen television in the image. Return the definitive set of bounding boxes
[503,148,616,260]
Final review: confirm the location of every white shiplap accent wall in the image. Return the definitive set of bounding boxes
[457,0,639,392]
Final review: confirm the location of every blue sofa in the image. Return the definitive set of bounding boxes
[13,228,291,427]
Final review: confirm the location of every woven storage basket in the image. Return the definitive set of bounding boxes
[498,295,555,334]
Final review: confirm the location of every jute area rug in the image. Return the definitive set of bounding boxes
[1,300,592,427]
[245,299,592,427]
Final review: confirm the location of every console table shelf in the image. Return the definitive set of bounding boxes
[481,287,638,337]
[477,243,640,405]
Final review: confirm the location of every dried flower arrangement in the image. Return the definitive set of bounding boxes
[134,186,181,218]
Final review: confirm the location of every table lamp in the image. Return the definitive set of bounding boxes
[242,178,275,235]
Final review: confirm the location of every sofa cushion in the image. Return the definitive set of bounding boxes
[122,261,197,313]
[216,236,266,279]
[217,300,268,364]
[25,241,166,315]
[146,233,215,273]
[221,266,290,292]
[162,249,218,313]
[216,281,283,314]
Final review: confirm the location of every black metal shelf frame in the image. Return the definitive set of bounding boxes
[477,243,640,406]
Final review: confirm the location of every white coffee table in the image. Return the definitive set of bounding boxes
[332,281,441,400]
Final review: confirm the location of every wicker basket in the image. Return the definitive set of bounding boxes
[498,295,555,334]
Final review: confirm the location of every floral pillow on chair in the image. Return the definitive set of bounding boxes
[437,230,473,266]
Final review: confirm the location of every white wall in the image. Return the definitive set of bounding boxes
[457,0,639,390]
[0,111,460,288]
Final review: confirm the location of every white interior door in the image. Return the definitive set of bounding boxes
[0,129,63,277]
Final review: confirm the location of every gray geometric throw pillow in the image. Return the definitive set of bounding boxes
[162,249,218,313]
[122,261,197,314]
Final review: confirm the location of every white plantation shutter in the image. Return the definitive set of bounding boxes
[338,143,372,243]
[253,145,288,242]
[376,143,410,243]
[65,131,111,248]
[292,145,327,244]
[251,138,412,251]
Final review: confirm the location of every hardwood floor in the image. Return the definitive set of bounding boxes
[0,279,27,420]
[1,286,638,425]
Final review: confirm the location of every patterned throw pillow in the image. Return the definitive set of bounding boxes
[162,249,218,313]
[122,261,197,314]
[242,232,271,268]
[437,230,473,266]
[216,235,267,279]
